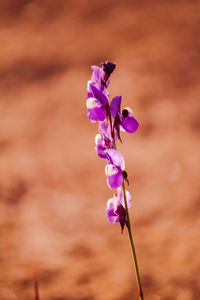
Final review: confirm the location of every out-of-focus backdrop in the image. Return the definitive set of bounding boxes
[0,1,200,299]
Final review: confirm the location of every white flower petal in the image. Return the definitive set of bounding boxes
[86,97,101,109]
[105,164,119,176]
[124,106,134,117]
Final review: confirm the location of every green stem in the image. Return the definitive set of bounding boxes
[122,182,144,300]
[106,103,143,298]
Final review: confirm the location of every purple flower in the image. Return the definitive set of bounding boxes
[87,71,109,98]
[87,63,112,97]
[106,187,132,232]
[95,133,107,159]
[105,149,125,189]
[110,96,139,135]
[91,66,105,84]
[117,186,132,208]
[95,121,117,158]
[99,120,113,144]
[86,61,140,235]
[86,83,109,122]
[86,61,116,123]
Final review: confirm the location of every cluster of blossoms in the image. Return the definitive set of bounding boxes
[86,61,139,232]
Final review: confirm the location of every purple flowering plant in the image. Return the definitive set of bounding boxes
[86,61,144,300]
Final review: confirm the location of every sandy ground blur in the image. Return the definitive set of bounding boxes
[0,1,200,299]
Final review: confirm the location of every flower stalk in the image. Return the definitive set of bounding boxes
[86,61,144,300]
[122,182,144,300]
[108,97,144,300]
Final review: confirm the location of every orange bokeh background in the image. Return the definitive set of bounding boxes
[0,1,199,299]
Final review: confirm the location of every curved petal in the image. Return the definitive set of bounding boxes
[106,198,118,224]
[89,83,108,106]
[105,165,123,189]
[99,120,112,140]
[99,121,118,143]
[88,107,106,122]
[117,187,132,208]
[96,144,107,158]
[86,97,101,110]
[106,208,117,224]
[87,80,93,92]
[95,134,107,158]
[88,79,109,100]
[121,117,139,133]
[106,149,125,169]
[91,66,103,83]
[105,164,119,176]
[110,96,121,118]
[95,133,102,146]
[91,66,110,89]
[87,91,93,99]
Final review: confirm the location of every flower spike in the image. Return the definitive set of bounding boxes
[86,61,144,300]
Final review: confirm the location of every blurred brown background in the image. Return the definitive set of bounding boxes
[0,0,200,299]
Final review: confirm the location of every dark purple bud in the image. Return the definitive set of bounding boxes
[101,61,116,76]
[119,216,125,233]
[114,113,121,127]
[122,170,129,185]
[122,109,129,118]
[114,113,122,143]
[116,204,126,233]
[122,170,128,180]
[116,204,126,218]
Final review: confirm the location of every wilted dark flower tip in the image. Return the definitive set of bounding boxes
[101,61,116,76]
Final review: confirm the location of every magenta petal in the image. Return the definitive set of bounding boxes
[105,163,125,190]
[96,144,107,158]
[117,187,132,208]
[89,83,108,106]
[106,206,117,224]
[87,91,93,99]
[107,171,123,189]
[91,65,110,88]
[91,66,103,82]
[106,149,125,169]
[88,107,106,122]
[110,96,121,118]
[106,198,118,224]
[99,121,112,140]
[99,121,118,142]
[106,208,117,224]
[121,117,139,133]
